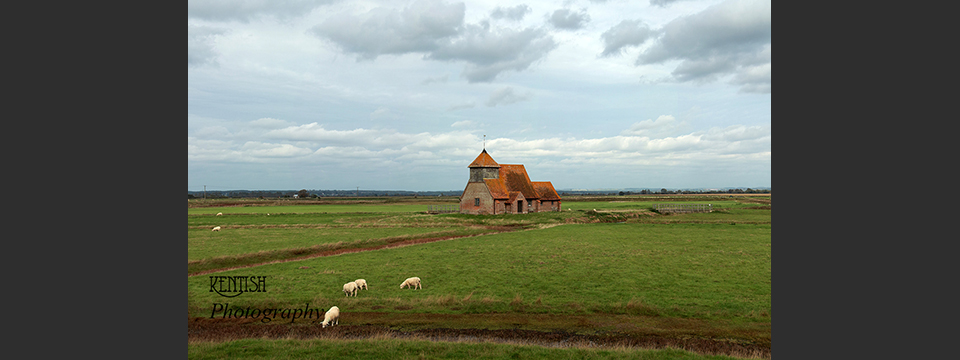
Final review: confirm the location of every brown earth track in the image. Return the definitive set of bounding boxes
[187,225,526,277]
[188,316,770,359]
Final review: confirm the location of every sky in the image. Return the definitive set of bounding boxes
[188,0,770,192]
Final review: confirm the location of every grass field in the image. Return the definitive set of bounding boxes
[188,195,771,359]
[188,337,750,359]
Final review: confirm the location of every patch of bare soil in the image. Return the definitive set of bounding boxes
[188,317,770,359]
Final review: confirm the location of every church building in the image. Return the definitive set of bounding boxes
[459,150,561,215]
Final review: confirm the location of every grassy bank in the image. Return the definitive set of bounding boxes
[188,337,751,360]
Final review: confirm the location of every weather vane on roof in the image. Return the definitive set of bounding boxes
[483,134,486,150]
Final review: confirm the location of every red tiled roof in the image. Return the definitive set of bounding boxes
[508,191,522,203]
[533,181,561,200]
[484,178,510,199]
[468,149,500,168]
[499,164,539,200]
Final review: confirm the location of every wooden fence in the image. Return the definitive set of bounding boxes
[427,204,459,214]
[652,203,713,214]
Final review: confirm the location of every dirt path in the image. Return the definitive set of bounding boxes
[188,317,770,359]
[188,226,526,277]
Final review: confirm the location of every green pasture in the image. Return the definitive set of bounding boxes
[188,222,770,322]
[565,200,748,212]
[188,196,771,358]
[188,203,449,215]
[188,212,395,227]
[188,338,742,360]
[189,226,469,261]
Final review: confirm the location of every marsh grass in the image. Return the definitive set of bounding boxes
[188,196,770,358]
[189,222,770,323]
[188,227,495,274]
[187,337,751,360]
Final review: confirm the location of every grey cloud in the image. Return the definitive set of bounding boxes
[730,49,771,93]
[599,19,654,57]
[429,24,558,82]
[649,0,690,7]
[188,25,228,67]
[490,5,531,21]
[670,55,739,83]
[486,87,531,107]
[310,0,465,60]
[311,1,556,82]
[188,0,338,22]
[548,9,590,30]
[636,0,771,92]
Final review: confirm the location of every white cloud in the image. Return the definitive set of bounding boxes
[189,119,769,190]
[250,117,295,129]
[241,141,314,158]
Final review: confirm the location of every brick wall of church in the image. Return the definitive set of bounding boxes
[460,182,495,214]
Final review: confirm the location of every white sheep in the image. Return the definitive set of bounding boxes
[400,277,421,290]
[343,281,358,297]
[212,226,221,232]
[354,279,368,290]
[321,306,339,328]
[216,212,223,216]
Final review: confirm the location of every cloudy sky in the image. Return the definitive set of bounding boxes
[188,0,770,192]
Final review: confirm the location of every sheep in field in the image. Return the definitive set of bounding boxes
[400,277,421,290]
[212,226,221,232]
[354,279,368,290]
[343,281,358,297]
[321,306,339,328]
[216,212,223,216]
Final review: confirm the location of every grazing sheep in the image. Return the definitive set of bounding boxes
[400,277,421,290]
[212,226,221,232]
[216,212,223,216]
[321,306,339,328]
[354,279,368,290]
[343,281,358,297]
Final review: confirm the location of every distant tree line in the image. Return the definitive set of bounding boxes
[188,189,459,199]
[558,188,771,197]
[189,187,769,199]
